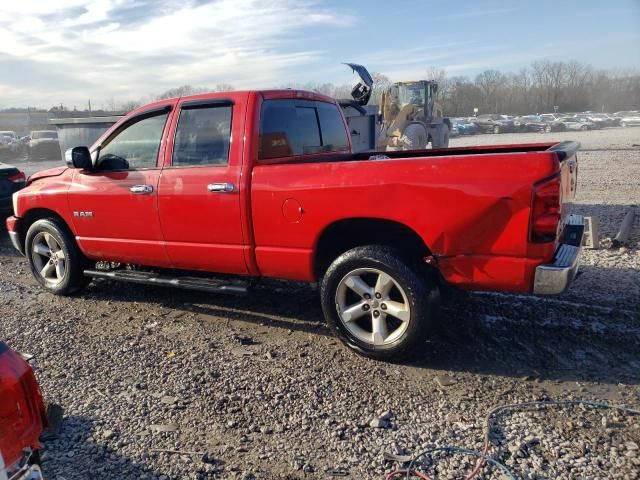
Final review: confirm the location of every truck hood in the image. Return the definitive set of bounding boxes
[28,166,67,182]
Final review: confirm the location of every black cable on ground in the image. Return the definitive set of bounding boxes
[385,399,640,480]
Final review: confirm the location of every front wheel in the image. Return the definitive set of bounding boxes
[25,218,91,295]
[621,121,627,128]
[580,124,588,131]
[320,246,439,361]
[493,125,500,134]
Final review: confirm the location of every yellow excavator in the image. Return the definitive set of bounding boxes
[342,64,451,151]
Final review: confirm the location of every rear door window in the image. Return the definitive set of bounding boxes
[259,99,349,160]
[172,104,232,167]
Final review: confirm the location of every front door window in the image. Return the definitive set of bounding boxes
[97,112,169,170]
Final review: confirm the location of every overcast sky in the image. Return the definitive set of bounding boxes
[1,0,638,109]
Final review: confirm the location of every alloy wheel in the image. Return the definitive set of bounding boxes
[31,232,66,286]
[335,268,411,346]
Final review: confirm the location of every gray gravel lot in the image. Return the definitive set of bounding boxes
[1,128,639,479]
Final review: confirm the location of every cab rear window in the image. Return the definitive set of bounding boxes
[259,99,349,160]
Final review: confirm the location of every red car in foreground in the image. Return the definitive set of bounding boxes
[6,88,584,360]
[0,342,46,480]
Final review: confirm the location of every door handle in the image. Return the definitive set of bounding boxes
[130,184,154,194]
[207,182,235,193]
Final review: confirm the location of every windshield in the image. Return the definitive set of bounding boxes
[32,131,58,139]
[398,84,426,108]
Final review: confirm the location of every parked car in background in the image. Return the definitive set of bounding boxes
[588,113,618,127]
[573,114,605,129]
[0,162,26,218]
[452,118,478,135]
[0,132,20,158]
[0,136,10,158]
[0,341,47,480]
[620,113,640,127]
[613,110,639,119]
[514,115,552,132]
[539,117,567,132]
[540,113,568,121]
[28,131,61,161]
[560,117,594,131]
[473,114,516,134]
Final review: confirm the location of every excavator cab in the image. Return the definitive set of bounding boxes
[384,81,439,124]
[379,80,448,150]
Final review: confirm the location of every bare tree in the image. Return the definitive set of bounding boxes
[475,70,507,113]
[371,72,392,105]
[213,83,235,92]
[156,85,209,100]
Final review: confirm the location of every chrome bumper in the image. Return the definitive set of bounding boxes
[533,214,585,295]
[8,231,24,256]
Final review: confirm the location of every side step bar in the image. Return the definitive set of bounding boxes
[84,269,248,295]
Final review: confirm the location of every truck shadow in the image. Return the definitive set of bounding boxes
[417,281,640,386]
[41,415,174,480]
[81,265,640,387]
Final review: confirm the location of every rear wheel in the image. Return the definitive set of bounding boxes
[493,125,500,134]
[320,245,439,361]
[26,219,91,295]
[544,125,552,133]
[580,124,588,131]
[621,121,627,128]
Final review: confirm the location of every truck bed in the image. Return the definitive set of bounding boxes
[250,141,579,292]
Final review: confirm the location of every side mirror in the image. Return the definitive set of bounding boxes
[65,146,92,170]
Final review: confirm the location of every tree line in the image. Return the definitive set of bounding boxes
[435,60,640,116]
[285,60,640,116]
[4,59,637,117]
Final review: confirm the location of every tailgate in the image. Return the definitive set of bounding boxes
[548,141,579,223]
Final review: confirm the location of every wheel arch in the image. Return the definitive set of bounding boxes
[17,208,73,251]
[313,217,433,278]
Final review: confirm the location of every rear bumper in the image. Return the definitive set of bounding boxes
[533,214,585,295]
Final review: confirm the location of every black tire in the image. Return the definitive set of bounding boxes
[493,125,500,134]
[544,125,552,133]
[25,218,91,295]
[320,245,439,361]
[580,124,588,131]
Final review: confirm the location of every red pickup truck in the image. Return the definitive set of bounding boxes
[0,343,46,480]
[6,89,584,359]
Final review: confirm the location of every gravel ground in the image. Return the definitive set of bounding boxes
[1,128,639,479]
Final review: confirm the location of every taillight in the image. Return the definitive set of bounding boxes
[0,343,46,471]
[7,171,26,183]
[530,174,561,243]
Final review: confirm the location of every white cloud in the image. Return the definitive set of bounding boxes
[0,0,354,108]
